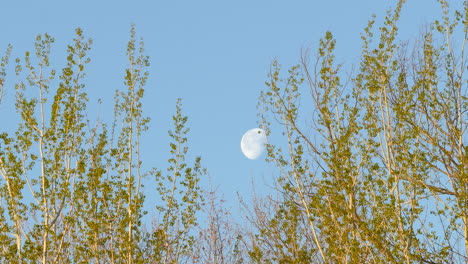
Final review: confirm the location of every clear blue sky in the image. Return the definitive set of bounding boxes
[0,0,452,218]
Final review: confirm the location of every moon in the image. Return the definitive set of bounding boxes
[241,128,267,160]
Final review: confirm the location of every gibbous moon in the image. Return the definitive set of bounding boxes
[241,128,267,160]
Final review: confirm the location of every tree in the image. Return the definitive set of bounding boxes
[0,25,179,263]
[192,183,244,264]
[0,23,207,264]
[2,0,468,263]
[250,0,468,263]
[144,98,205,263]
[0,44,12,104]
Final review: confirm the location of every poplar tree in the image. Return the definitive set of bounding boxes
[251,0,468,263]
[145,98,205,263]
[0,26,151,263]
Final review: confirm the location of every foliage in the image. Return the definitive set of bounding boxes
[0,26,206,263]
[0,44,12,104]
[1,0,468,263]
[252,0,468,263]
[144,98,206,263]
